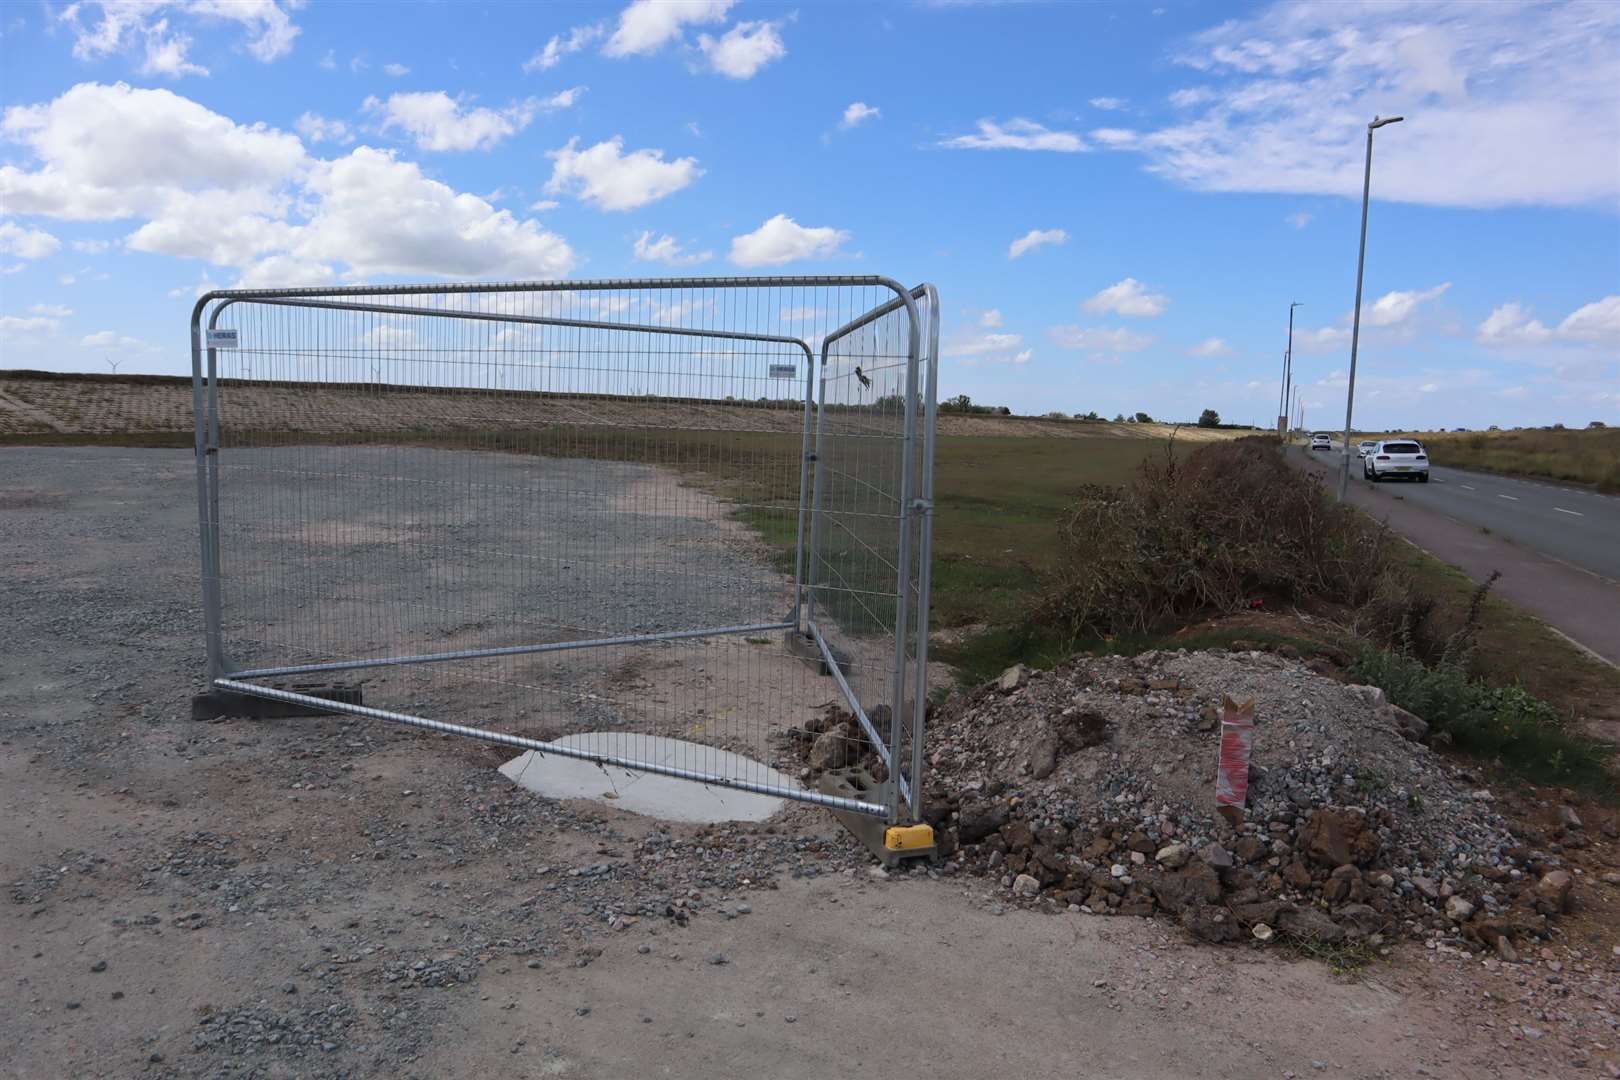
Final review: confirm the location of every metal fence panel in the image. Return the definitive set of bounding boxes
[191,277,934,821]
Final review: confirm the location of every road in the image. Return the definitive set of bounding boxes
[1301,443,1620,582]
[1289,442,1620,665]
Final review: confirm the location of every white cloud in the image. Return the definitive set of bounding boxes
[59,1,301,72]
[1090,96,1126,110]
[1363,282,1449,328]
[603,0,734,57]
[525,23,604,72]
[1007,227,1067,259]
[319,50,336,70]
[1187,337,1233,358]
[1088,128,1138,148]
[1418,383,1440,393]
[0,82,307,221]
[1082,277,1169,318]
[545,136,702,211]
[529,199,560,212]
[729,213,849,267]
[167,273,217,298]
[1168,87,1213,108]
[1295,326,1351,353]
[189,0,301,61]
[542,87,586,110]
[943,332,1024,358]
[841,102,880,129]
[940,117,1085,152]
[0,314,60,337]
[125,187,296,264]
[360,324,418,348]
[698,20,787,79]
[72,238,112,254]
[6,85,551,289]
[1557,295,1620,344]
[296,112,353,145]
[0,220,61,259]
[80,329,144,348]
[1476,302,1552,346]
[1477,295,1620,347]
[368,90,573,153]
[632,230,712,266]
[979,308,1003,328]
[231,253,333,289]
[31,303,73,318]
[294,147,575,279]
[383,62,410,77]
[1286,211,1311,229]
[1104,1,1620,209]
[1047,325,1156,353]
[138,19,208,78]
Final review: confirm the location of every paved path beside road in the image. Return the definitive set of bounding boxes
[1290,445,1620,666]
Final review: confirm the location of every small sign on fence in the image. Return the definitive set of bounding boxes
[768,363,797,379]
[206,329,240,349]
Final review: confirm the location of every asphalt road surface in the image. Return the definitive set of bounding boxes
[1302,443,1620,582]
[1290,443,1620,665]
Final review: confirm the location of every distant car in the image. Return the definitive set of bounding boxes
[1363,439,1429,482]
[1310,433,1333,451]
[1357,439,1378,458]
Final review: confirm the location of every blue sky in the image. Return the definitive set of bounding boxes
[1,0,1616,429]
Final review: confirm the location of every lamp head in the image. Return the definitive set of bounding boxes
[1369,115,1405,130]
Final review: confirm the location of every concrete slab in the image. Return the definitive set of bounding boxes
[498,733,798,824]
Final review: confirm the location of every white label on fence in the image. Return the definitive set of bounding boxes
[768,363,797,379]
[206,329,240,349]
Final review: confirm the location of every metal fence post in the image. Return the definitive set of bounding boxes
[908,284,940,821]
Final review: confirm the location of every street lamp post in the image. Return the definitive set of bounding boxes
[1281,300,1300,438]
[1278,348,1289,436]
[1339,114,1403,500]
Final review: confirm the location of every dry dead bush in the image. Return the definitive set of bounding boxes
[1035,437,1434,649]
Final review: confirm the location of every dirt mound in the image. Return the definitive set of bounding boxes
[806,648,1585,955]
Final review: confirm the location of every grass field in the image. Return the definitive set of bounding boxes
[1381,426,1620,492]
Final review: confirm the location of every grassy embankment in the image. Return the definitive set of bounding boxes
[930,436,1616,793]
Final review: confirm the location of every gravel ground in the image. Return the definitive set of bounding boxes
[4,445,1616,1079]
[912,652,1539,937]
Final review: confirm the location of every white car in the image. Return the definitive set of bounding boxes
[1309,433,1333,451]
[1357,440,1378,458]
[1363,439,1429,482]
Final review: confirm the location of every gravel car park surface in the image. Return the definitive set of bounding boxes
[4,446,1617,1079]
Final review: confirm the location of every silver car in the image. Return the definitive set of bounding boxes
[1357,439,1378,458]
[1363,439,1429,482]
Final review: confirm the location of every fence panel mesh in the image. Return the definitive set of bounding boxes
[193,278,934,819]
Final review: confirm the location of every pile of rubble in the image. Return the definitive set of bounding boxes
[802,647,1594,954]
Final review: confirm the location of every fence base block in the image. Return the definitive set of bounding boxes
[192,683,364,721]
[818,768,935,867]
[784,629,850,677]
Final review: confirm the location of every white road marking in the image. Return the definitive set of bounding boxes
[1498,494,1518,501]
[1554,507,1583,516]
[1460,484,1476,491]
